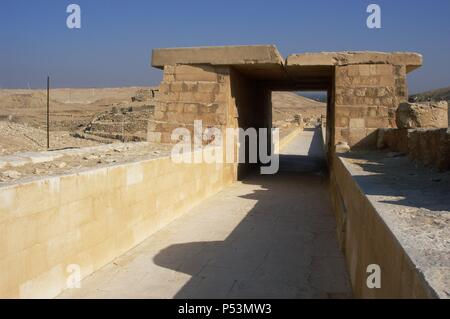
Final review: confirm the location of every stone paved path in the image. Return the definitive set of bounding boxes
[58,128,352,299]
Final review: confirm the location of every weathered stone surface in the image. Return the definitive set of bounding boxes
[0,147,236,298]
[131,88,158,102]
[287,51,422,73]
[335,142,350,153]
[396,101,448,129]
[152,45,284,68]
[331,153,450,298]
[149,45,422,151]
[378,127,450,171]
[333,62,407,148]
[2,170,21,179]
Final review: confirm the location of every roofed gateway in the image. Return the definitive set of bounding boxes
[147,45,422,167]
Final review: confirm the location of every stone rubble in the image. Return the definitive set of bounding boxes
[396,101,448,129]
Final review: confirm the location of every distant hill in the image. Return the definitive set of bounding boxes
[272,92,325,109]
[297,92,327,103]
[271,92,326,125]
[409,86,450,103]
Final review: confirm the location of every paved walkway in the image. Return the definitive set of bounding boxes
[59,128,352,299]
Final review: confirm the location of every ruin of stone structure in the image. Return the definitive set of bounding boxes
[148,45,422,158]
[1,45,449,300]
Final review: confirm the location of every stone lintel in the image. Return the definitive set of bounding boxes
[287,51,423,73]
[151,45,284,69]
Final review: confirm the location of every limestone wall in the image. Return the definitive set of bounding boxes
[150,47,421,154]
[148,64,231,144]
[378,128,450,171]
[329,155,437,298]
[0,150,234,298]
[334,64,408,149]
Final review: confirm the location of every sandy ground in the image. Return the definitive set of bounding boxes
[0,87,153,131]
[0,121,100,155]
[0,142,172,184]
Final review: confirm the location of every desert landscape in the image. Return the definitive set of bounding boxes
[0,87,326,155]
[410,86,450,103]
[0,87,326,183]
[2,0,450,303]
[1,81,448,186]
[0,87,159,154]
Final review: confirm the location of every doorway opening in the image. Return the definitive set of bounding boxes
[272,90,328,173]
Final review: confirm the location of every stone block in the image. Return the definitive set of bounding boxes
[184,81,199,92]
[174,65,218,82]
[177,92,216,104]
[378,75,395,87]
[347,65,360,76]
[170,82,186,92]
[155,103,167,112]
[197,82,220,93]
[154,111,166,120]
[163,73,175,82]
[376,64,394,75]
[366,117,390,128]
[349,118,366,129]
[358,65,371,76]
[337,115,349,127]
[167,111,195,124]
[158,83,170,93]
[184,104,198,113]
[396,101,448,129]
[334,128,349,143]
[164,65,175,74]
[167,103,184,113]
[348,128,368,146]
[158,91,179,102]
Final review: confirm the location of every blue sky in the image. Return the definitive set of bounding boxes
[1,0,449,93]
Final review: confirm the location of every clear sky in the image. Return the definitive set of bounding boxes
[1,0,449,94]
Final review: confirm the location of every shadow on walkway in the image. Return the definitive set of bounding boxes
[153,129,351,298]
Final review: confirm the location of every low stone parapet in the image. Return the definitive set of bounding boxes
[0,148,234,298]
[378,128,450,171]
[329,152,449,298]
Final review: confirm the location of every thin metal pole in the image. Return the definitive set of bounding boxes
[47,76,50,149]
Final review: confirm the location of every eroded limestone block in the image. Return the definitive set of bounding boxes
[335,142,350,153]
[396,101,448,129]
